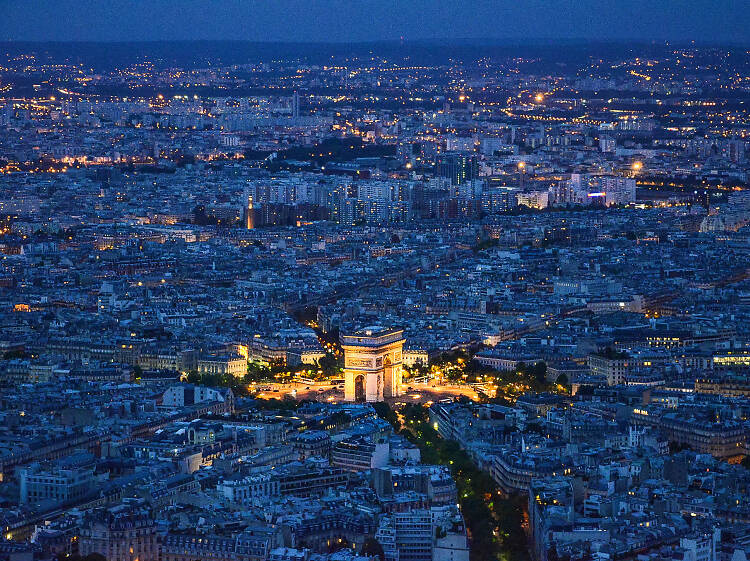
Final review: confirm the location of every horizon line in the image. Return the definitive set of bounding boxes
[1,38,748,48]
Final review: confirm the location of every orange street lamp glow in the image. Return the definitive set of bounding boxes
[535,94,544,103]
[632,161,643,171]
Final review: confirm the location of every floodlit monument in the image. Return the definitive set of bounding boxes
[341,327,405,402]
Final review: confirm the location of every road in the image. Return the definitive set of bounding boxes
[251,380,481,404]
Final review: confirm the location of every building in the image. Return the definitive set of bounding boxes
[516,190,549,210]
[275,460,350,497]
[588,352,630,386]
[331,437,390,471]
[197,354,246,377]
[436,153,479,186]
[290,430,331,460]
[19,456,95,505]
[78,500,159,561]
[372,466,457,506]
[162,384,235,413]
[528,478,575,561]
[341,327,405,402]
[680,529,721,561]
[376,510,433,561]
[695,376,750,397]
[632,408,746,460]
[490,451,571,495]
[161,526,283,561]
[600,176,636,206]
[217,473,280,504]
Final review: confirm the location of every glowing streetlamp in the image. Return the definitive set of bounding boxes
[518,161,526,188]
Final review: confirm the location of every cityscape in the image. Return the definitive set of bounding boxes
[2,3,750,561]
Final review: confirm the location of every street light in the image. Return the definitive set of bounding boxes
[518,161,526,188]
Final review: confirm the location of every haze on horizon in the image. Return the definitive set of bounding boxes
[3,0,750,45]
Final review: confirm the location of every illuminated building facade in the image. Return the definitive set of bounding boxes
[712,351,750,368]
[600,176,636,206]
[341,327,404,402]
[243,186,255,229]
[436,153,478,186]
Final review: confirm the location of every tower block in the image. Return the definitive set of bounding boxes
[341,327,405,402]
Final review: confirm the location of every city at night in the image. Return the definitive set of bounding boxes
[1,2,750,561]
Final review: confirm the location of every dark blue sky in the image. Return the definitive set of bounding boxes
[3,0,749,43]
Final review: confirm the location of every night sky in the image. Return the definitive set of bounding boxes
[3,0,749,44]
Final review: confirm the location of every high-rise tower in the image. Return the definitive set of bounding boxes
[292,90,300,121]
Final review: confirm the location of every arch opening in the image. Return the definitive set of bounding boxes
[354,375,366,402]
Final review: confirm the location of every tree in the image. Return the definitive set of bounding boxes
[372,401,529,561]
[525,422,545,435]
[245,362,272,383]
[361,538,385,561]
[492,494,529,557]
[318,354,342,377]
[402,403,429,424]
[530,361,547,384]
[372,402,398,428]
